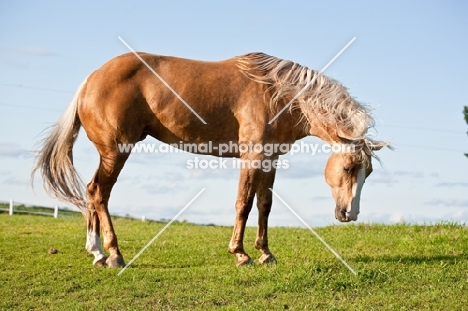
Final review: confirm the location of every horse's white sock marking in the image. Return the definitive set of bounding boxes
[86,229,106,264]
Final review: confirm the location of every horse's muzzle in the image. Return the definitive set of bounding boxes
[335,208,357,222]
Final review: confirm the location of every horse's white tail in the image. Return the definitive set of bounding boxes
[32,77,88,209]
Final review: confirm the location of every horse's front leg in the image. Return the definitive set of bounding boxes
[255,158,278,264]
[228,154,263,266]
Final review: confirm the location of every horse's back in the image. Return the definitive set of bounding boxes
[78,53,268,149]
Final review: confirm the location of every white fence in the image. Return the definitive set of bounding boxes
[0,200,148,221]
[0,199,60,218]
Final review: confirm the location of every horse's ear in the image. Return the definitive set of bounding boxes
[336,110,369,141]
[369,140,392,151]
[371,144,385,151]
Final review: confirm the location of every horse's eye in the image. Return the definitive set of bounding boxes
[343,167,353,174]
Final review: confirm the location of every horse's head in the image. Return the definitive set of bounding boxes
[324,144,383,222]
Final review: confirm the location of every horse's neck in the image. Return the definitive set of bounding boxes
[304,106,363,145]
[308,117,340,145]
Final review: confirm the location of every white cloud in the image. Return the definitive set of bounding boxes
[0,142,31,158]
[449,210,468,222]
[1,176,29,187]
[424,199,468,208]
[389,212,405,223]
[6,46,56,57]
[367,170,394,184]
[436,182,468,188]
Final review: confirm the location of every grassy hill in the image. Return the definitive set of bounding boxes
[1,214,467,310]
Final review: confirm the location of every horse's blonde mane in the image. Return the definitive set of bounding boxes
[236,52,388,160]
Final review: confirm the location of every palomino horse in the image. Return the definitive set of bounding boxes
[33,52,387,267]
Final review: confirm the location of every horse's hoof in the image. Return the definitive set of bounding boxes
[259,253,277,264]
[93,255,108,267]
[106,255,125,268]
[236,255,254,267]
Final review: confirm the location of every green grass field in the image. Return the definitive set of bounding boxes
[1,214,467,310]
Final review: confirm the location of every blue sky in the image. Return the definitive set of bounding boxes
[0,0,467,227]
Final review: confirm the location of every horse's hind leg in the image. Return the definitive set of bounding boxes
[86,148,130,268]
[254,166,277,264]
[84,207,107,266]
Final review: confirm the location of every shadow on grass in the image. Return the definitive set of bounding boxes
[130,262,209,269]
[354,253,467,264]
